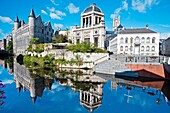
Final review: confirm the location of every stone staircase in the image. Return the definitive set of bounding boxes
[93,58,131,75]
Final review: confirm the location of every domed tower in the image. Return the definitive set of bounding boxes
[14,16,20,30]
[28,8,36,38]
[81,3,104,28]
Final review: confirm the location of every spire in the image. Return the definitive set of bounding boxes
[14,16,19,22]
[29,8,35,18]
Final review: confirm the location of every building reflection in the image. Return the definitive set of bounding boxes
[55,68,106,112]
[13,59,54,103]
[111,77,170,106]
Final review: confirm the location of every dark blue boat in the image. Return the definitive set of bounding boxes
[115,71,139,78]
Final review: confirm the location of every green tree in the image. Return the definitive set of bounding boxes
[6,38,13,54]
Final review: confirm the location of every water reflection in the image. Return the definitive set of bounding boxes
[1,58,170,112]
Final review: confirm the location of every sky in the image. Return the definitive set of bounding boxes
[0,0,170,40]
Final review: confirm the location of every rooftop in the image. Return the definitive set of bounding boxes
[83,3,102,13]
[119,28,157,34]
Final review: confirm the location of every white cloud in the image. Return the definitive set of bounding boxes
[159,24,170,28]
[47,7,66,20]
[2,80,14,84]
[110,0,128,19]
[67,3,80,14]
[0,16,13,24]
[41,10,47,15]
[54,23,63,29]
[50,13,62,20]
[132,0,159,13]
[50,0,59,6]
[161,32,170,39]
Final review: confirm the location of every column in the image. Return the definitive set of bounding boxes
[88,17,90,27]
[81,17,83,28]
[85,18,87,27]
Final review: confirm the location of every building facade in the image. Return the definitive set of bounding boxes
[70,3,106,49]
[109,23,160,56]
[162,37,170,56]
[12,9,54,55]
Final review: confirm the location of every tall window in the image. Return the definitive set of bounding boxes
[120,46,123,51]
[141,37,145,43]
[152,37,156,43]
[120,37,124,43]
[125,37,128,43]
[146,46,150,51]
[135,36,140,43]
[146,37,150,43]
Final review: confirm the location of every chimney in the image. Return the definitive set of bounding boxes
[146,24,148,29]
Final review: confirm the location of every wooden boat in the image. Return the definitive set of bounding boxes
[115,71,139,78]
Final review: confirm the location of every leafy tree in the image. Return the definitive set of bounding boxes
[6,38,13,54]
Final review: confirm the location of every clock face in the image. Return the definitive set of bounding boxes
[95,31,98,34]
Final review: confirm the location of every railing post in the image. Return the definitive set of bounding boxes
[146,56,148,63]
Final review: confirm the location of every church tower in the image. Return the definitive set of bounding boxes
[113,17,120,30]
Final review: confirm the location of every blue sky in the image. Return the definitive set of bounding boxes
[0,0,170,40]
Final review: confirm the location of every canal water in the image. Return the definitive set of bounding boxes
[0,60,170,113]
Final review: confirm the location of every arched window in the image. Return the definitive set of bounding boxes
[141,46,144,51]
[135,36,140,43]
[141,37,145,43]
[152,37,156,43]
[120,37,124,43]
[120,46,123,51]
[152,46,155,51]
[146,37,150,43]
[125,37,128,43]
[125,46,128,51]
[146,46,150,51]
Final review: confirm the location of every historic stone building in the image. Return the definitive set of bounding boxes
[12,9,54,55]
[69,3,106,49]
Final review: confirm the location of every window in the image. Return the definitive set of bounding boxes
[141,46,144,51]
[152,37,155,43]
[77,39,80,44]
[120,46,123,51]
[130,37,133,44]
[146,37,150,43]
[125,46,128,51]
[146,46,150,51]
[125,37,128,43]
[152,46,155,51]
[120,37,124,43]
[84,38,90,42]
[141,37,145,43]
[47,32,49,35]
[42,29,44,34]
[135,36,140,43]
[130,46,133,51]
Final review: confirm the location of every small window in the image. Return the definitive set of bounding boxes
[120,37,124,43]
[146,37,150,43]
[152,46,155,51]
[141,37,145,43]
[152,37,155,43]
[135,36,140,43]
[141,46,144,51]
[125,46,128,51]
[42,29,44,34]
[125,37,128,44]
[130,37,133,44]
[120,46,123,51]
[146,46,150,51]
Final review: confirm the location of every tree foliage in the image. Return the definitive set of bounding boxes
[66,42,107,53]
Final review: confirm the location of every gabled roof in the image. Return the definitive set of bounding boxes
[119,28,157,34]
[117,24,123,28]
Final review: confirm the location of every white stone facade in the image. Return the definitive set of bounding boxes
[109,29,160,56]
[12,9,54,55]
[162,37,170,56]
[70,3,106,49]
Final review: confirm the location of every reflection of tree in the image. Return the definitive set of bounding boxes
[0,81,6,106]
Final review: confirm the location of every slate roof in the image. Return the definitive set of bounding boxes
[117,24,123,28]
[14,16,19,22]
[119,28,157,34]
[84,3,102,13]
